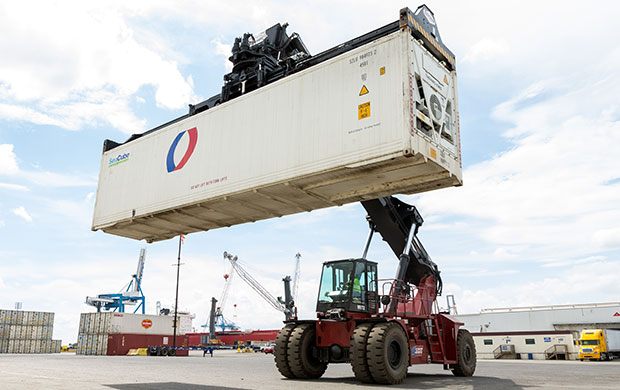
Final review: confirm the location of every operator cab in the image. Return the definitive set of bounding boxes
[316,259,378,315]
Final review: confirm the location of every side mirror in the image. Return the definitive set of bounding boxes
[381,295,391,306]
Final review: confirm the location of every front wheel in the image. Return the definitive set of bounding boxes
[452,329,476,377]
[350,322,375,383]
[275,324,297,378]
[287,323,327,379]
[366,322,409,384]
[601,353,608,361]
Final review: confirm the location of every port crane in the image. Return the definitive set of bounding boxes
[202,264,239,333]
[206,252,300,340]
[223,251,297,321]
[85,248,146,313]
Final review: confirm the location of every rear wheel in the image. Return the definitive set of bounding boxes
[275,323,298,378]
[287,323,327,379]
[350,322,375,383]
[452,329,476,377]
[366,322,409,384]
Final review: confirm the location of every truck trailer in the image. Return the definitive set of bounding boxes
[92,5,462,243]
[579,329,620,361]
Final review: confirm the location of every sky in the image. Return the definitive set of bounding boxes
[1,0,619,344]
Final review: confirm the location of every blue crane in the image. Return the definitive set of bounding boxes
[85,248,146,314]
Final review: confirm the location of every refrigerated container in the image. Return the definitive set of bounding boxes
[92,18,462,243]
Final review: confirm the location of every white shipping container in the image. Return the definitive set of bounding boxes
[0,339,8,353]
[605,329,620,352]
[0,324,8,338]
[16,311,24,325]
[0,310,7,324]
[92,25,461,243]
[79,312,189,336]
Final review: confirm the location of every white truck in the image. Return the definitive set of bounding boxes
[92,6,462,243]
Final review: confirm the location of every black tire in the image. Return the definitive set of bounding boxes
[366,322,409,384]
[350,322,375,383]
[168,348,176,357]
[601,353,608,361]
[275,323,297,378]
[452,329,476,377]
[287,323,327,379]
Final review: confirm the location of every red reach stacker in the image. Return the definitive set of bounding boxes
[274,196,476,384]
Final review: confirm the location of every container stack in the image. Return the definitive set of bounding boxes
[77,312,191,355]
[0,309,61,354]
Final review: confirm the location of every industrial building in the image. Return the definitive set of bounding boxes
[455,302,620,360]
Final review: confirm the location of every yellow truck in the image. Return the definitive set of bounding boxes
[578,329,620,361]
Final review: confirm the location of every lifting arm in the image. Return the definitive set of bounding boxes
[360,197,442,294]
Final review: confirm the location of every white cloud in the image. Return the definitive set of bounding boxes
[448,260,620,314]
[0,1,197,133]
[212,39,233,72]
[593,228,620,249]
[0,144,19,175]
[22,171,95,188]
[12,206,33,222]
[0,144,95,188]
[0,183,29,191]
[462,37,509,63]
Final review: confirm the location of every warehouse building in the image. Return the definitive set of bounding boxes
[455,302,620,360]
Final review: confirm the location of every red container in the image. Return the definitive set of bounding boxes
[186,330,279,346]
[107,333,189,356]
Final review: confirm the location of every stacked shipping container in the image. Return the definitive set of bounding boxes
[0,309,61,354]
[77,312,192,355]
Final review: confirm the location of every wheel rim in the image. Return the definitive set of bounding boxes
[387,340,402,369]
[464,345,472,362]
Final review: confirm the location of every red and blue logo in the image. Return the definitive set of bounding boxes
[166,127,198,173]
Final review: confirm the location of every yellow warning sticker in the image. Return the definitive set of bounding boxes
[379,66,386,75]
[358,102,371,120]
[430,147,437,159]
[359,85,369,96]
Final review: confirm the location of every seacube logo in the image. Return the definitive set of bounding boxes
[166,127,198,173]
[108,152,130,167]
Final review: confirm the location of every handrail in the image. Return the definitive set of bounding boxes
[481,302,620,313]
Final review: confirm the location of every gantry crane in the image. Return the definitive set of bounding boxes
[85,248,146,314]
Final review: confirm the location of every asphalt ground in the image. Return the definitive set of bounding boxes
[1,350,619,389]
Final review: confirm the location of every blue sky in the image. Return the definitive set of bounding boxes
[1,1,619,344]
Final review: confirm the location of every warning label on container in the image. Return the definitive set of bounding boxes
[358,102,371,120]
[359,85,369,96]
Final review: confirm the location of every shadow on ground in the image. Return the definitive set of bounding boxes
[106,383,245,390]
[291,373,526,389]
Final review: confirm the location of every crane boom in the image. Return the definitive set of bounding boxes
[85,248,146,313]
[133,248,146,292]
[223,252,288,314]
[217,264,234,314]
[292,253,301,302]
